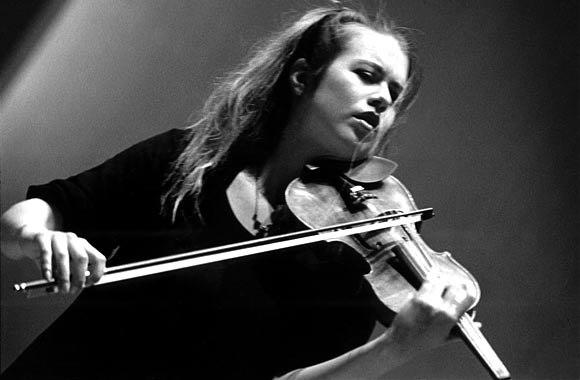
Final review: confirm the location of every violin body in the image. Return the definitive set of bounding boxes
[286,169,480,315]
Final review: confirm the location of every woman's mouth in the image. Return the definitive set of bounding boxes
[353,112,380,131]
[353,117,374,131]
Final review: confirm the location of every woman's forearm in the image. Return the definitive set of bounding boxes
[0,198,61,259]
[278,278,474,380]
[277,330,412,380]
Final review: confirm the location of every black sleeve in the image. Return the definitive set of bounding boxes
[26,128,189,255]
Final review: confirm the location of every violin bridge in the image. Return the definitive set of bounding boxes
[344,185,377,210]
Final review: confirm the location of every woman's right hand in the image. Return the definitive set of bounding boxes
[16,225,106,293]
[1,199,106,294]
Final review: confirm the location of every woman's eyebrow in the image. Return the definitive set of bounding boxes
[355,59,406,87]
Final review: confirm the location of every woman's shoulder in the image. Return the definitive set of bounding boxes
[85,127,191,182]
[140,127,190,147]
[116,128,190,161]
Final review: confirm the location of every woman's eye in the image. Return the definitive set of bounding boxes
[356,69,375,82]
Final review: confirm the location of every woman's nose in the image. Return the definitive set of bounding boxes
[368,83,392,114]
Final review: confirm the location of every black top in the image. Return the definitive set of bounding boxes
[3,129,378,380]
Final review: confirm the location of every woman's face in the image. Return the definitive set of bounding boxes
[292,25,409,161]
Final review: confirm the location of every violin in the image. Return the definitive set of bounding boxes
[287,157,510,379]
[13,157,510,379]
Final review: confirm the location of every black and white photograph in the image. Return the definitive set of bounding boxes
[1,1,578,379]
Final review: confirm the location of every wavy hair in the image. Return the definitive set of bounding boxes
[162,6,422,220]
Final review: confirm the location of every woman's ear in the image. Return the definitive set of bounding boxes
[289,58,311,96]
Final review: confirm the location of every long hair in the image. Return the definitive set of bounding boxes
[162,6,422,220]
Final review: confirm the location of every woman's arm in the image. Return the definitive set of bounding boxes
[1,198,106,293]
[278,279,472,380]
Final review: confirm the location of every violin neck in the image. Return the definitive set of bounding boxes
[390,235,510,379]
[456,313,511,379]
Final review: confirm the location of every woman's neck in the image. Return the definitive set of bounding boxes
[258,144,310,206]
[227,131,311,236]
[256,108,322,205]
[256,110,326,205]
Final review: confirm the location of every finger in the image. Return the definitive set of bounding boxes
[67,234,88,294]
[467,311,482,329]
[415,276,447,309]
[421,273,448,295]
[82,240,106,286]
[51,233,71,293]
[442,285,467,304]
[441,285,471,318]
[35,233,54,281]
[18,225,53,280]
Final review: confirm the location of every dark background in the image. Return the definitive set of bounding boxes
[1,1,578,378]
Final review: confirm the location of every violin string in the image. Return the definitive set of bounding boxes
[401,225,434,280]
[362,200,431,281]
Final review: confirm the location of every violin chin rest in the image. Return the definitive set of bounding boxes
[344,157,398,184]
[305,156,398,184]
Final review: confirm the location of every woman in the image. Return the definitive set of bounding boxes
[1,6,473,379]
